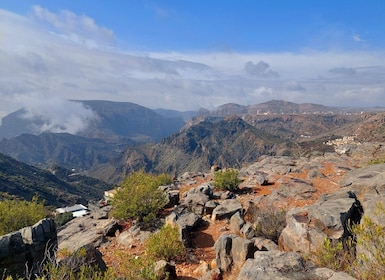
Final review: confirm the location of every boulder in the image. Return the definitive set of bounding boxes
[237,250,357,280]
[117,223,151,248]
[154,260,178,280]
[253,237,278,251]
[165,205,202,246]
[273,178,316,200]
[214,234,256,272]
[0,218,57,278]
[58,212,119,252]
[58,244,107,273]
[182,193,210,216]
[211,199,242,221]
[279,191,363,254]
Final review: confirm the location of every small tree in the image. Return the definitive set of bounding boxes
[110,170,172,223]
[213,168,242,191]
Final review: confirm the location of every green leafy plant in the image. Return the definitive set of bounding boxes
[145,224,185,261]
[110,170,172,224]
[213,169,242,191]
[0,195,48,235]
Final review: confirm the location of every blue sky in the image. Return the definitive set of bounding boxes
[2,0,383,52]
[1,1,385,131]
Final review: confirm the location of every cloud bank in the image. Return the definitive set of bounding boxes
[1,7,385,130]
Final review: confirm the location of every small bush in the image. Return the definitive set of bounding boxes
[54,212,74,227]
[253,206,287,243]
[114,252,157,280]
[145,224,185,261]
[351,202,385,279]
[0,196,48,235]
[311,238,354,272]
[213,169,242,191]
[311,202,385,279]
[111,170,172,224]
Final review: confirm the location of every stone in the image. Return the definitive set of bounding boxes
[214,234,256,273]
[154,260,178,280]
[58,214,118,252]
[211,199,242,221]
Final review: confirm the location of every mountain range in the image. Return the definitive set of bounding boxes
[1,99,384,202]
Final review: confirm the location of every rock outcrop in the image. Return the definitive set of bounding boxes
[58,206,119,252]
[0,218,57,278]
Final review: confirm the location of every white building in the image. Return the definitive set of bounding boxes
[56,204,89,218]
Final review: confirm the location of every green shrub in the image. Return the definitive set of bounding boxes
[110,170,171,223]
[311,202,385,279]
[114,252,157,280]
[145,224,185,261]
[54,212,74,227]
[213,169,242,191]
[0,196,48,235]
[351,202,385,279]
[311,238,354,272]
[253,206,287,243]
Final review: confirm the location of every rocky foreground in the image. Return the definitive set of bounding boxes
[2,140,384,279]
[52,141,385,279]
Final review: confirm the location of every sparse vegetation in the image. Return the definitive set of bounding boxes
[253,206,287,243]
[110,170,172,224]
[368,158,385,165]
[213,168,242,191]
[54,212,74,227]
[312,202,385,279]
[145,224,185,261]
[0,196,48,235]
[311,238,353,272]
[351,202,385,279]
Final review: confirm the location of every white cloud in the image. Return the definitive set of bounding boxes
[353,34,366,42]
[244,61,280,78]
[0,7,385,125]
[16,93,97,134]
[31,5,115,47]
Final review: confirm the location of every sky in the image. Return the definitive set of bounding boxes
[1,1,385,130]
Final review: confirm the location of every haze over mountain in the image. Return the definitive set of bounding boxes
[0,100,188,141]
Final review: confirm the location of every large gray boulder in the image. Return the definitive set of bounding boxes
[165,205,202,246]
[58,208,119,252]
[211,199,242,221]
[237,250,357,280]
[214,234,256,272]
[0,218,57,278]
[272,178,316,200]
[279,191,363,254]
